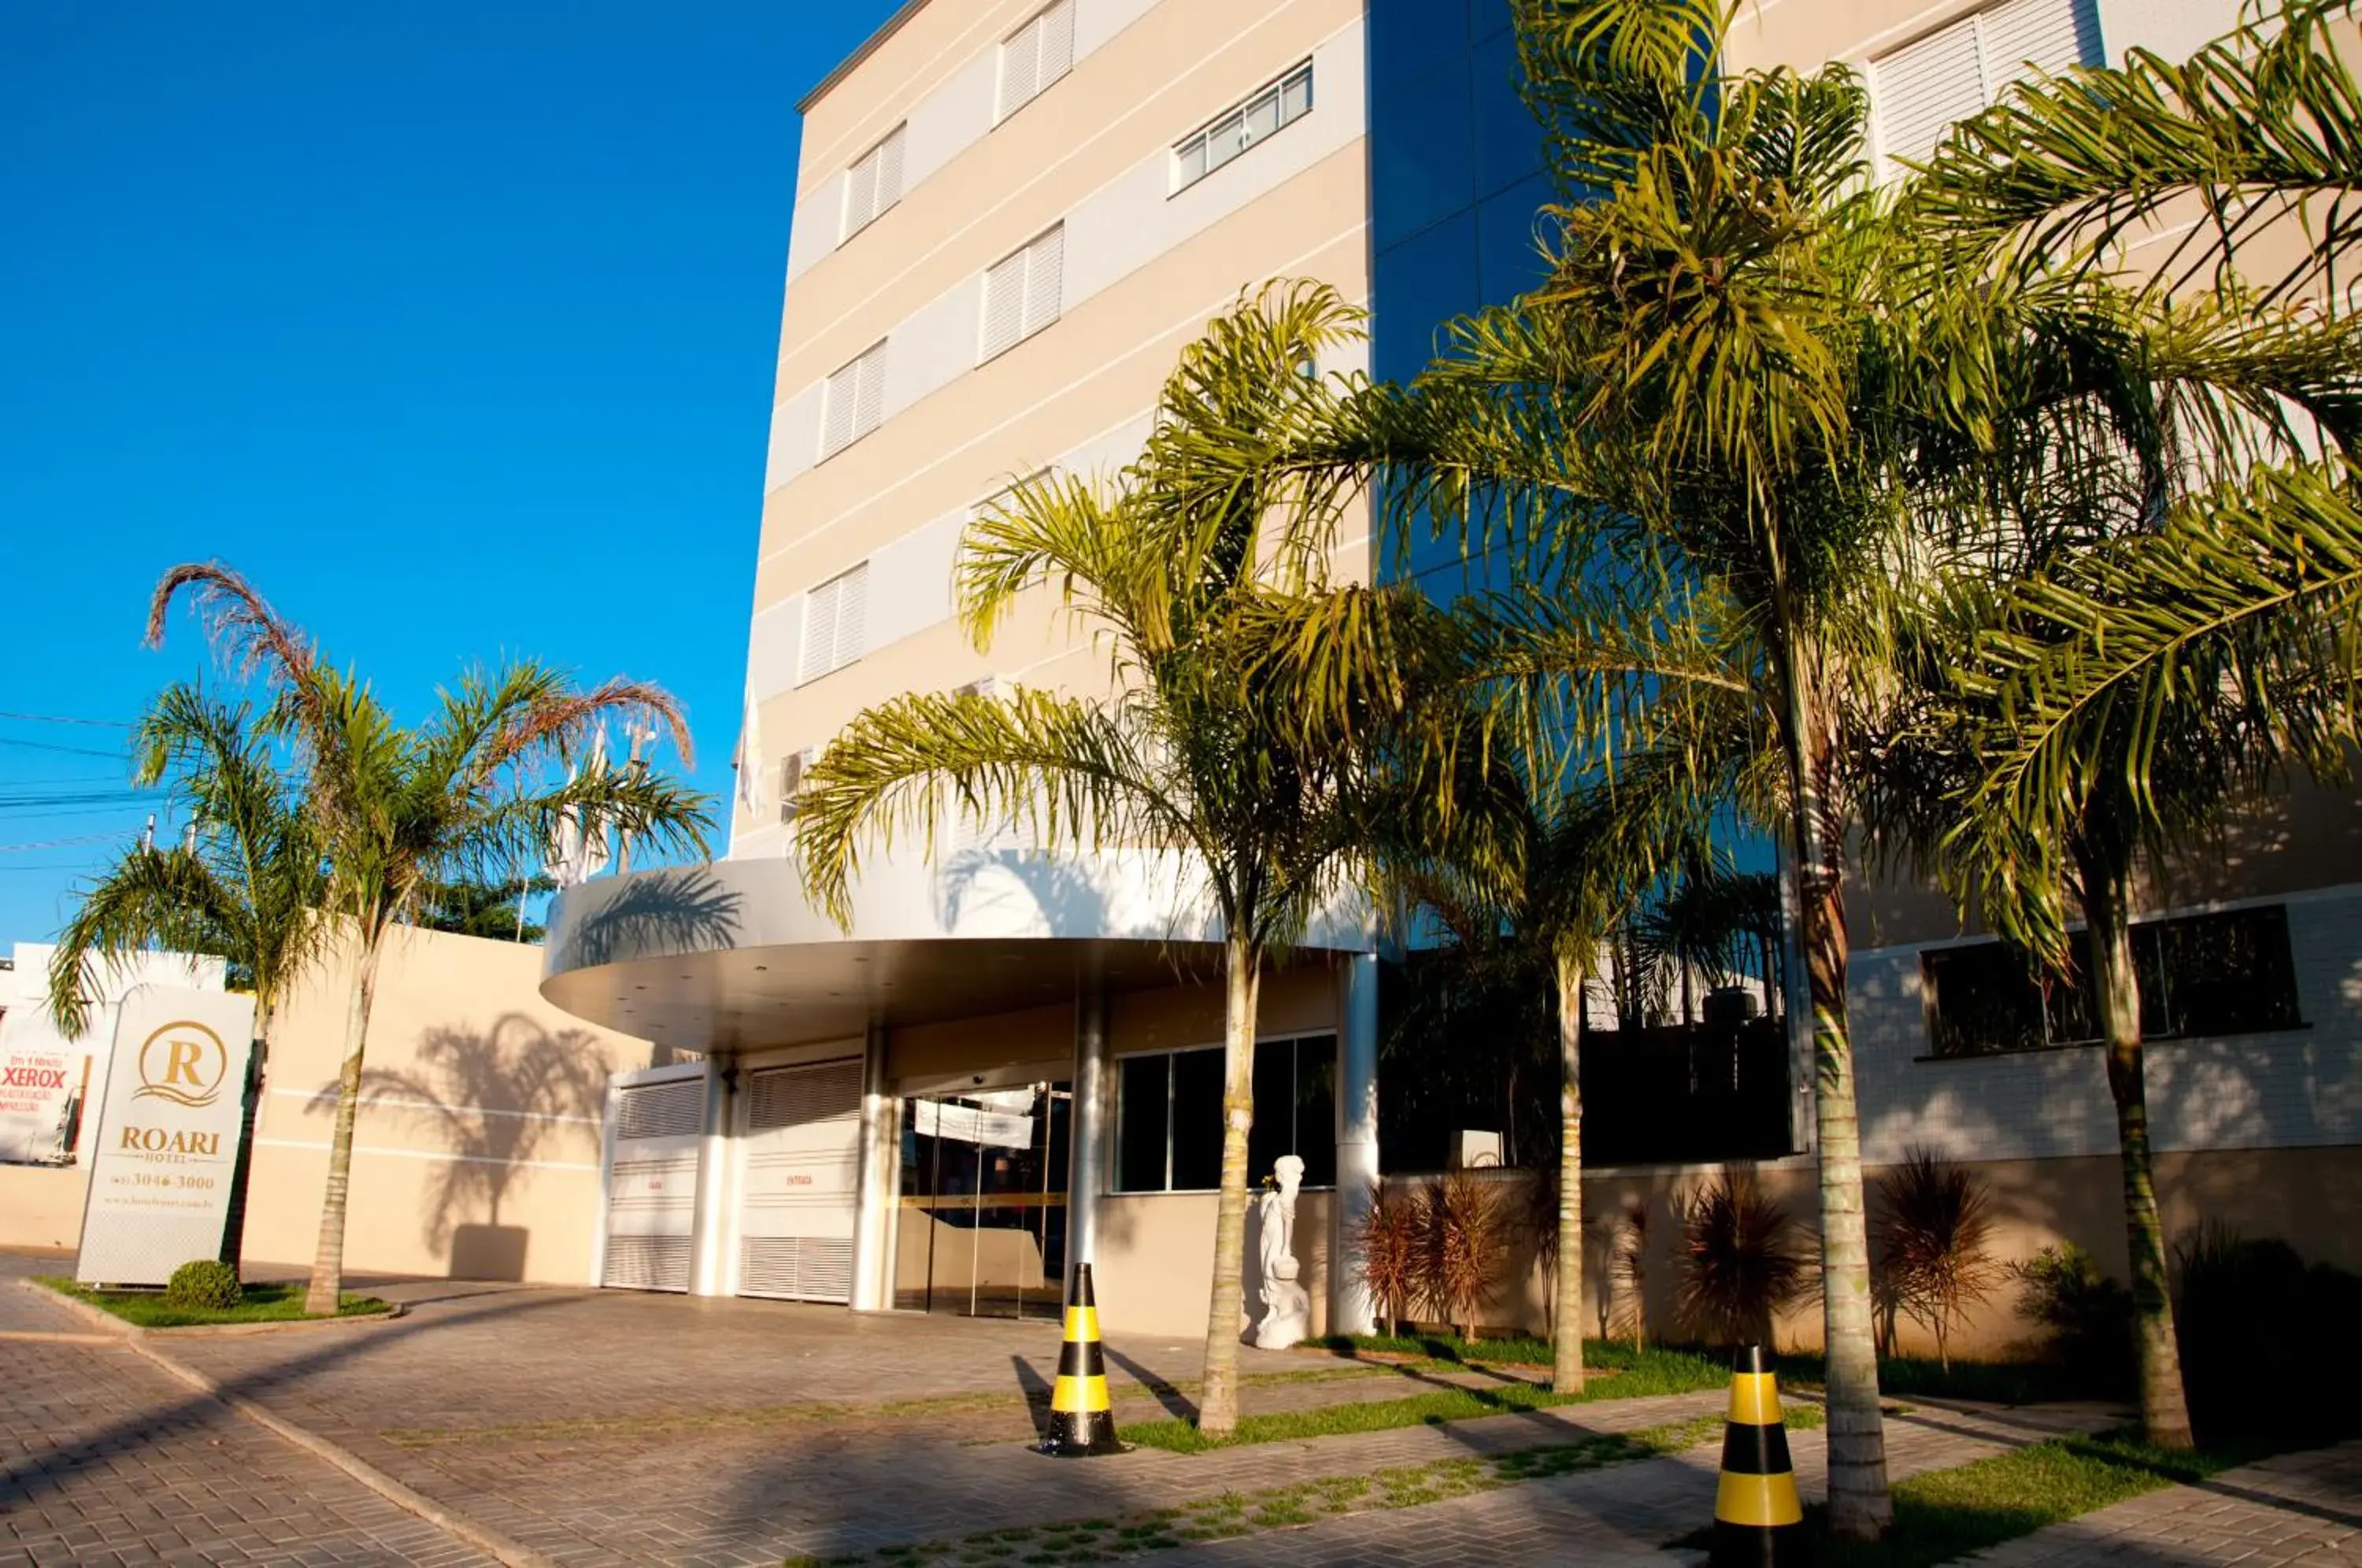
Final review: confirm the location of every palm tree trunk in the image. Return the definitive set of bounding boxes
[1552,947,1586,1396]
[1788,675,1891,1540]
[1196,931,1263,1437]
[217,1028,268,1272]
[2079,849,2197,1449]
[305,934,382,1317]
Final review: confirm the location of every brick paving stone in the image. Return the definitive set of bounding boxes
[0,1248,2201,1568]
[0,1284,498,1565]
[1960,1441,2362,1567]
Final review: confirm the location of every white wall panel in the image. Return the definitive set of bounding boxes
[886,273,987,422]
[1075,0,1162,57]
[905,52,998,191]
[2094,0,2240,65]
[747,597,808,704]
[765,384,826,493]
[864,512,967,654]
[784,173,845,285]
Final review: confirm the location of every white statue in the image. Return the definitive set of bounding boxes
[1250,1154,1311,1349]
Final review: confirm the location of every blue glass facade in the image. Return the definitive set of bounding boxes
[1367,0,1550,590]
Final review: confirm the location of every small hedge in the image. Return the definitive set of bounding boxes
[164,1259,243,1311]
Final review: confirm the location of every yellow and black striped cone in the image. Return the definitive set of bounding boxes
[1710,1344,1807,1566]
[1038,1263,1127,1457]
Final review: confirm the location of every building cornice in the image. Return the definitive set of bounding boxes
[798,0,933,114]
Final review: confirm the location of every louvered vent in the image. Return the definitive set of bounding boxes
[602,1234,693,1292]
[746,1059,863,1131]
[739,1236,855,1303]
[614,1078,702,1141]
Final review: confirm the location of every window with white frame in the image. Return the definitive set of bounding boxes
[979,225,1064,362]
[998,0,1075,122]
[840,124,906,241]
[1174,61,1314,192]
[820,341,887,458]
[1870,0,2099,176]
[798,563,868,685]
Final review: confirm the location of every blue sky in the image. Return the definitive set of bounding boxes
[0,1,898,941]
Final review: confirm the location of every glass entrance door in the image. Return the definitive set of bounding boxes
[894,1081,1069,1319]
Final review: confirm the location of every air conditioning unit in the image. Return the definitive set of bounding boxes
[776,749,816,824]
[954,675,998,701]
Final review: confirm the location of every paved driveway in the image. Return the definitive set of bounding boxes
[8,1248,2357,1568]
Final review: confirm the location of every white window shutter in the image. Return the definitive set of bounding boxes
[853,343,887,439]
[842,161,875,239]
[821,364,857,457]
[1871,17,1990,174]
[1982,0,2097,89]
[1037,0,1074,89]
[800,584,839,682]
[832,563,868,671]
[983,250,1026,361]
[1001,17,1039,117]
[1024,225,1063,338]
[874,124,905,212]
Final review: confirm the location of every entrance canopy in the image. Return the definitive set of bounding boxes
[539,854,1330,1055]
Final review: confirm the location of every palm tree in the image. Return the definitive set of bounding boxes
[1905,0,2362,308]
[1927,468,2362,1446]
[793,284,1446,1437]
[146,564,713,1316]
[46,685,327,1271]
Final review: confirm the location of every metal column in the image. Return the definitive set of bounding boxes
[849,1021,896,1310]
[1329,952,1380,1336]
[1067,978,1112,1273]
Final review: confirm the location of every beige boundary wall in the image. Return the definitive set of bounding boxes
[232,923,659,1286]
[1410,1143,2362,1360]
[0,924,658,1282]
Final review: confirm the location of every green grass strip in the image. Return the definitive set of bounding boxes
[787,1408,1792,1567]
[1127,1343,1745,1453]
[38,1275,391,1329]
[1810,1428,2285,1568]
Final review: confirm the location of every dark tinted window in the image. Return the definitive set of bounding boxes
[1922,905,2304,1058]
[1114,1053,1169,1193]
[1169,1047,1225,1190]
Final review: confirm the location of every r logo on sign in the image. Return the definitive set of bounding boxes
[132,1022,229,1110]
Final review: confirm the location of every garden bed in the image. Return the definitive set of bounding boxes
[36,1275,394,1329]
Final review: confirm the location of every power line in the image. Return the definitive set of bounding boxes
[0,736,126,760]
[0,710,134,728]
[0,834,123,852]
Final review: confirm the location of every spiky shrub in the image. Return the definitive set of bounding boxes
[2011,1244,2134,1394]
[164,1259,242,1311]
[1672,1170,1809,1349]
[1413,1172,1512,1341]
[1353,1182,1420,1339]
[1873,1148,2005,1371]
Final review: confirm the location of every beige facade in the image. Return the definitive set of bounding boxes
[732,0,1375,860]
[0,925,655,1284]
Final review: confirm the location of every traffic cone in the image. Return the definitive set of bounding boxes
[1038,1263,1126,1457]
[1710,1344,1806,1566]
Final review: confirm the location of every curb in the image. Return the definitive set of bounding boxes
[16,1279,557,1568]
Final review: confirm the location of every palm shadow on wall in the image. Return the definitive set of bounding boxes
[307,1012,609,1281]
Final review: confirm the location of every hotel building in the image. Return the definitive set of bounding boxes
[521,0,2362,1350]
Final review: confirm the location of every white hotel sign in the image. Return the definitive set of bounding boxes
[77,985,256,1287]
